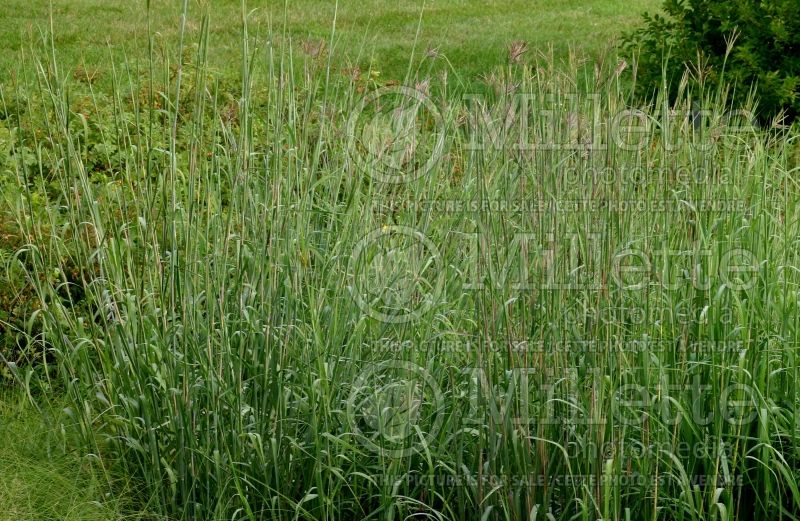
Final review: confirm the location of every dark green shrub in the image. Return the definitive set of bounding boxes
[623,0,800,123]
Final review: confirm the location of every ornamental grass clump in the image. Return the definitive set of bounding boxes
[3,3,800,520]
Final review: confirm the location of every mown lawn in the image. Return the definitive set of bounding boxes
[1,0,660,83]
[0,391,152,520]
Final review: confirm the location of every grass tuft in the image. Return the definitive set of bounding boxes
[2,2,800,520]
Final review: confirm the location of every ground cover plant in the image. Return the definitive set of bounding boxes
[2,1,800,520]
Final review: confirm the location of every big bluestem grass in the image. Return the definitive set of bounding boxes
[3,3,800,520]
